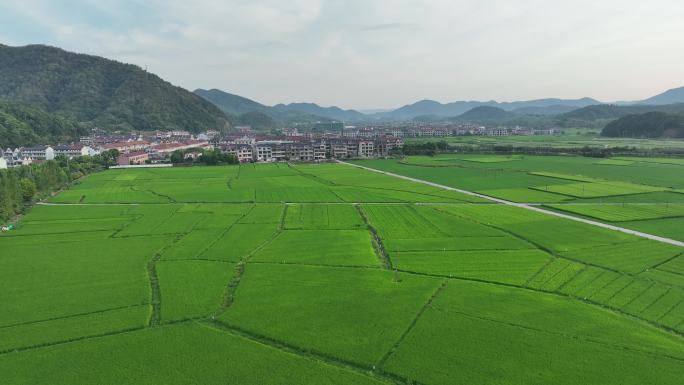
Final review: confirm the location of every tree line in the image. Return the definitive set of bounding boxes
[0,150,119,222]
[393,141,451,156]
[170,148,239,165]
[392,141,684,158]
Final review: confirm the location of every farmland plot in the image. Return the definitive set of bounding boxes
[284,204,364,230]
[238,204,283,224]
[382,280,684,385]
[252,229,378,266]
[161,228,227,260]
[157,260,233,321]
[294,163,481,202]
[144,180,253,202]
[331,185,463,203]
[656,255,684,276]
[547,203,684,222]
[0,306,148,353]
[621,217,684,242]
[362,204,500,239]
[458,155,523,163]
[50,185,170,203]
[595,159,635,166]
[559,239,682,273]
[533,181,662,198]
[114,204,180,237]
[200,223,280,262]
[435,204,637,253]
[392,249,552,285]
[0,236,172,327]
[0,324,387,385]
[383,235,531,252]
[4,161,684,385]
[219,264,442,365]
[478,187,571,203]
[580,191,684,203]
[12,216,131,235]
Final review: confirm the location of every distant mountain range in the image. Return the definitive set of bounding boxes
[273,103,367,122]
[194,89,363,124]
[375,98,600,120]
[641,87,684,105]
[196,86,684,125]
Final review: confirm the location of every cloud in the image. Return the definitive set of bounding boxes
[2,0,684,108]
[359,22,418,32]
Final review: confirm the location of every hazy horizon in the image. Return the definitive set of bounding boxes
[2,0,684,110]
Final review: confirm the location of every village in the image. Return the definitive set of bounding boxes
[0,123,560,168]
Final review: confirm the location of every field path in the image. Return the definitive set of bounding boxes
[340,161,684,248]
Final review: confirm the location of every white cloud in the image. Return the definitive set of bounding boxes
[2,0,684,108]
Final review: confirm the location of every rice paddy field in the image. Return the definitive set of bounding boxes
[2,160,684,385]
[406,133,684,150]
[353,155,684,242]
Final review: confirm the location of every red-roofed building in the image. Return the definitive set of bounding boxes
[149,140,211,157]
[99,141,150,153]
[117,151,149,165]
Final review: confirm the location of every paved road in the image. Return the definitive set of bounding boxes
[340,161,684,248]
[38,202,141,206]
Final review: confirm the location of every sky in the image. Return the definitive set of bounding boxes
[2,0,684,110]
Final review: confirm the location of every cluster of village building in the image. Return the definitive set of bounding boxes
[306,124,559,138]
[0,123,560,169]
[0,128,403,168]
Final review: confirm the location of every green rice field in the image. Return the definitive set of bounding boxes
[2,160,684,384]
[352,155,684,241]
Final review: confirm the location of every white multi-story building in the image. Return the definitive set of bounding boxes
[236,146,254,163]
[20,146,55,161]
[255,141,294,162]
[53,145,98,159]
[487,128,510,136]
[358,141,375,158]
[255,145,273,162]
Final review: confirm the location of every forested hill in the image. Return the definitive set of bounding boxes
[0,44,230,133]
[0,102,85,148]
[602,112,684,138]
[563,103,684,121]
[455,106,513,121]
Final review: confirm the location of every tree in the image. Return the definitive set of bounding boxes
[199,149,219,165]
[225,154,239,164]
[170,150,185,164]
[19,178,36,202]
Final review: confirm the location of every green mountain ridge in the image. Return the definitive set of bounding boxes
[0,44,230,134]
[602,112,684,138]
[194,88,356,125]
[560,103,684,123]
[0,101,85,148]
[455,106,514,121]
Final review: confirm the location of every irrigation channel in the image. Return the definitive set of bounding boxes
[339,161,684,249]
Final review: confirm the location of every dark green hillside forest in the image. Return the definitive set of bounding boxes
[0,102,85,147]
[0,44,230,136]
[602,112,684,138]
